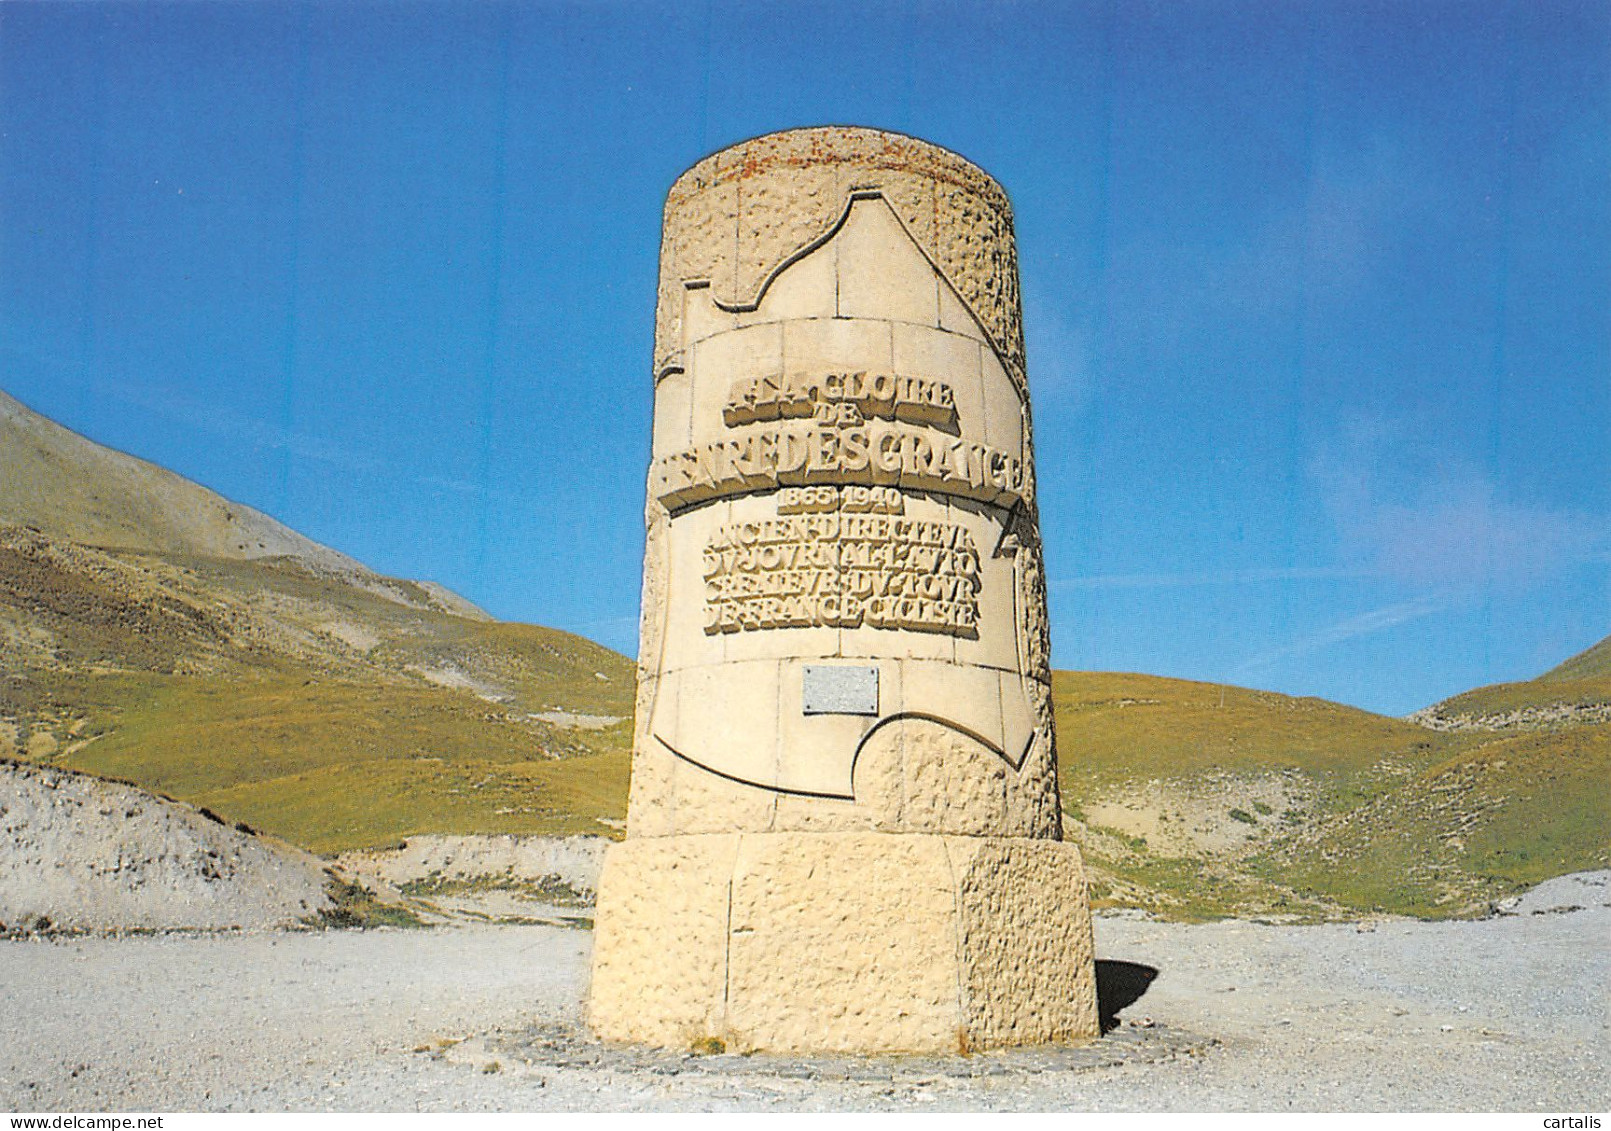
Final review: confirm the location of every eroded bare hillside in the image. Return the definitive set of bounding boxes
[1,759,336,932]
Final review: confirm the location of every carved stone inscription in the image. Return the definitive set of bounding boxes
[725,371,958,430]
[776,484,903,515]
[703,512,981,637]
[653,367,1028,514]
[655,422,1028,513]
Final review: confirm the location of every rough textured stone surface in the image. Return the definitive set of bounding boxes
[631,149,1061,824]
[595,126,1096,1053]
[952,838,1101,1047]
[654,128,1025,396]
[588,835,738,1048]
[724,834,960,1054]
[589,833,1098,1054]
[623,716,1060,840]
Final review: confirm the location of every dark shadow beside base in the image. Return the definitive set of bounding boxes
[1096,959,1159,1034]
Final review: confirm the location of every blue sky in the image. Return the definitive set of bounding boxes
[2,0,1606,715]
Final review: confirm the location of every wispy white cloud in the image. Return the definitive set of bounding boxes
[1233,591,1452,677]
[96,378,551,508]
[1232,420,1609,678]
[1095,137,1432,353]
[1309,417,1611,589]
[1053,565,1369,591]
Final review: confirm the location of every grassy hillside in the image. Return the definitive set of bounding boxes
[14,664,632,855]
[1256,725,1610,915]
[1410,632,1611,729]
[1,387,635,855]
[1053,670,1440,782]
[1053,670,1609,921]
[0,524,636,853]
[1544,633,1611,680]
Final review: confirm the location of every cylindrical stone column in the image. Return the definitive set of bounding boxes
[589,127,1099,1054]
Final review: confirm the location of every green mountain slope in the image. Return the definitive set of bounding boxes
[1,388,634,853]
[1544,633,1611,680]
[1053,670,1608,920]
[1409,632,1611,731]
[1054,670,1439,782]
[1255,724,1609,914]
[0,526,635,853]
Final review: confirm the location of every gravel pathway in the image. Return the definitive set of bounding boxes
[1,873,1604,1112]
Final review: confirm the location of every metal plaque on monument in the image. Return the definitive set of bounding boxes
[589,127,1100,1054]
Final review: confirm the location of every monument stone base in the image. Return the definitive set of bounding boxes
[587,832,1101,1055]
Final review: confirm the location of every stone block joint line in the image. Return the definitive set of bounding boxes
[590,125,1098,1055]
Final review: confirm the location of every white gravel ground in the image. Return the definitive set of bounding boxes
[0,873,1605,1113]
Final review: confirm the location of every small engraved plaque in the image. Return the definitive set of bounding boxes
[801,664,879,716]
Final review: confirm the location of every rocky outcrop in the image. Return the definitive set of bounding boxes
[1,760,334,933]
[1408,702,1611,732]
[335,834,611,900]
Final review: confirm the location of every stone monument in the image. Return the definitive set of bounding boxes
[589,127,1099,1054]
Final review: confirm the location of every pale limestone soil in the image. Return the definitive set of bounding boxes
[0,875,1605,1113]
[334,834,610,900]
[0,761,335,933]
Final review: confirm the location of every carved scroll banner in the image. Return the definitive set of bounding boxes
[589,128,1099,1055]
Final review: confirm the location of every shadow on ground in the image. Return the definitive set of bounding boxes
[1096,959,1159,1033]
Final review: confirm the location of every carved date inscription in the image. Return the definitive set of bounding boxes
[703,513,980,638]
